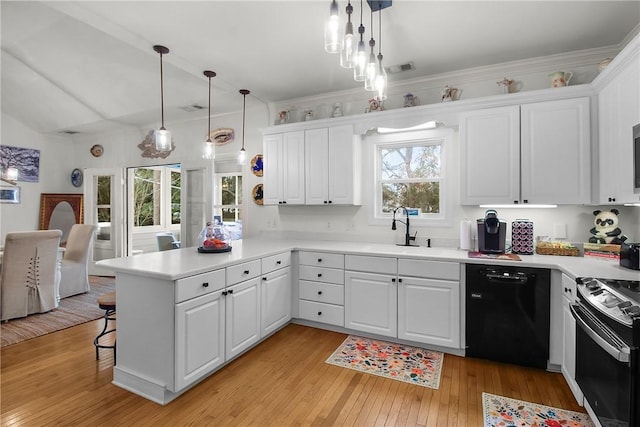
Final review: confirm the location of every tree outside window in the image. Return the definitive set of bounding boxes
[131,165,180,229]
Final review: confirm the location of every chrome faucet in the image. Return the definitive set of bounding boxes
[391,206,418,247]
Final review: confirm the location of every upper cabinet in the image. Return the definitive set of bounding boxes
[593,34,640,205]
[460,97,591,205]
[263,125,361,206]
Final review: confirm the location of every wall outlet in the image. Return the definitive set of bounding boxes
[554,223,567,239]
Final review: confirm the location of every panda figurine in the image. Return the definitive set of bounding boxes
[589,209,628,244]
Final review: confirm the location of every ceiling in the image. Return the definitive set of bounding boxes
[1,1,639,136]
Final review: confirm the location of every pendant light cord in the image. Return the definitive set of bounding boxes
[241,94,246,150]
[159,51,165,128]
[207,76,211,137]
[378,5,382,55]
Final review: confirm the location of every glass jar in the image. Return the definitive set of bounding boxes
[198,221,231,251]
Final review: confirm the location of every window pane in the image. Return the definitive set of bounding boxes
[133,168,160,227]
[97,207,111,223]
[380,145,441,180]
[97,176,111,205]
[171,170,181,225]
[382,182,440,214]
[221,176,236,205]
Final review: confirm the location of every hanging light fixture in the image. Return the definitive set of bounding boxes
[353,0,367,81]
[364,7,377,91]
[340,1,356,69]
[238,89,250,165]
[374,6,387,101]
[324,0,341,54]
[153,45,172,152]
[202,70,216,160]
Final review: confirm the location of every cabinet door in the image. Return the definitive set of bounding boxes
[175,290,225,391]
[283,131,305,204]
[459,106,520,205]
[562,296,583,404]
[304,128,329,205]
[328,125,356,205]
[225,277,261,360]
[263,134,283,205]
[344,271,397,337]
[521,98,590,204]
[261,267,291,336]
[398,276,460,348]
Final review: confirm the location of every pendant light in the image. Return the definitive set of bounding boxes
[353,0,367,81]
[238,89,250,165]
[364,8,377,91]
[153,45,172,152]
[374,6,387,101]
[324,0,341,54]
[340,1,356,69]
[202,70,216,160]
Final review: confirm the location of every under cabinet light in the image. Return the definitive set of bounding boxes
[377,121,438,134]
[479,204,558,209]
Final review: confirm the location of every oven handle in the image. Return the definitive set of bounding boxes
[570,303,630,363]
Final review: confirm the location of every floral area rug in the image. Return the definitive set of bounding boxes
[482,392,595,427]
[325,335,443,389]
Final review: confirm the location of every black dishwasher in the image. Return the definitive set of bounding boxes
[465,264,550,369]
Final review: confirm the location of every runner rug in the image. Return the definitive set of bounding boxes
[1,276,115,347]
[482,392,595,427]
[325,335,443,389]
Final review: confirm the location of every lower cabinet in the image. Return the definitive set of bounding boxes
[175,289,226,391]
[261,266,291,336]
[298,251,345,327]
[561,273,583,404]
[345,270,398,338]
[225,277,261,360]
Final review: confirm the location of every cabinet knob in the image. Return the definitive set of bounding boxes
[328,200,332,204]
[513,200,519,204]
[317,311,322,316]
[278,201,282,205]
[222,291,228,296]
[202,282,209,288]
[324,201,328,204]
[317,258,322,263]
[243,270,250,275]
[523,199,529,204]
[228,289,234,294]
[392,278,396,283]
[318,291,323,295]
[262,277,267,281]
[282,201,287,204]
[398,278,403,283]
[276,260,282,265]
[317,273,322,277]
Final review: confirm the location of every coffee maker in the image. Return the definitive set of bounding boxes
[477,210,507,254]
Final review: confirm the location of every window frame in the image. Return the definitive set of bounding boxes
[131,164,181,232]
[368,127,455,227]
[212,171,243,225]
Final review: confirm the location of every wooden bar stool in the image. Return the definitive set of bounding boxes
[94,290,116,363]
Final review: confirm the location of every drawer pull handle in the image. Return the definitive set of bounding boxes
[318,291,323,295]
[243,270,250,275]
[262,277,267,281]
[317,273,322,278]
[276,260,282,265]
[317,311,322,316]
[202,282,209,288]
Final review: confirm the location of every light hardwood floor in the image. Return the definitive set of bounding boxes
[1,320,586,426]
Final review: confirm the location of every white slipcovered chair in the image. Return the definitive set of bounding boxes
[59,224,98,298]
[0,230,62,321]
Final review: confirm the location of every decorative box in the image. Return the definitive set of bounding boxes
[511,219,534,255]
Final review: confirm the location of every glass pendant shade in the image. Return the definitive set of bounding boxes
[364,52,377,91]
[238,89,250,165]
[324,0,341,54]
[203,139,214,160]
[354,40,367,81]
[202,70,216,160]
[155,127,172,151]
[238,148,246,165]
[340,27,356,69]
[375,54,387,100]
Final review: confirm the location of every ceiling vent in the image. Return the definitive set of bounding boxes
[180,104,205,112]
[59,130,79,135]
[385,62,415,75]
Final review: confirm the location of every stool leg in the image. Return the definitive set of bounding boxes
[94,307,116,361]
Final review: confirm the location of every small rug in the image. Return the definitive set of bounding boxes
[482,392,595,427]
[1,276,115,347]
[325,335,443,389]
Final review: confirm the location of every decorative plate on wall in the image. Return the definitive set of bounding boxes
[251,154,263,177]
[71,168,83,187]
[252,184,263,205]
[90,144,104,157]
[209,128,235,145]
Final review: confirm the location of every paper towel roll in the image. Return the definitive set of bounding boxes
[460,220,472,250]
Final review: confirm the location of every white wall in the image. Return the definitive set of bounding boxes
[0,113,76,243]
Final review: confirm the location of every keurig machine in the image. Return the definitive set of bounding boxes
[477,210,507,253]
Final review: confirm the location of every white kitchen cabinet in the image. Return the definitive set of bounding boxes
[460,98,590,205]
[263,131,305,205]
[261,266,291,337]
[298,251,345,327]
[305,125,361,205]
[175,289,226,391]
[595,37,640,204]
[225,277,261,360]
[561,273,583,405]
[397,259,461,349]
[521,98,591,204]
[460,105,520,205]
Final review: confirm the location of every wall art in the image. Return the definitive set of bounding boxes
[0,186,20,204]
[0,145,40,182]
[209,128,235,145]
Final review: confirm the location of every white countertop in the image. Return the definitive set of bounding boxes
[97,238,640,282]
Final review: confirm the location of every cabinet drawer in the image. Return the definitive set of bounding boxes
[561,273,576,302]
[299,251,344,269]
[298,300,344,327]
[299,265,344,284]
[398,259,460,280]
[345,255,397,275]
[175,269,225,303]
[299,280,344,305]
[226,259,261,286]
[262,252,291,274]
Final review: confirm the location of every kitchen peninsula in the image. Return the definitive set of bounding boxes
[98,238,639,405]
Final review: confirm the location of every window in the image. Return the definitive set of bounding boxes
[213,172,243,240]
[131,165,181,229]
[373,129,451,223]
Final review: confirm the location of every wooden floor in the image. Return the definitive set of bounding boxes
[1,321,586,426]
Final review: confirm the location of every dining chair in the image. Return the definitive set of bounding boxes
[59,224,98,298]
[0,230,62,321]
[156,232,181,251]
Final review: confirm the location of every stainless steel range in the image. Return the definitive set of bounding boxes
[572,277,640,427]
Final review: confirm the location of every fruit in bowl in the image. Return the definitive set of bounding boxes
[203,238,228,249]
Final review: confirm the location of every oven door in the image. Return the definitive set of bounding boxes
[571,303,634,427]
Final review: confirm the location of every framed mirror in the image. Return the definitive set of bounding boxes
[39,193,84,243]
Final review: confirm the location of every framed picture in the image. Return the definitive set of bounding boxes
[0,186,20,204]
[0,145,40,182]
